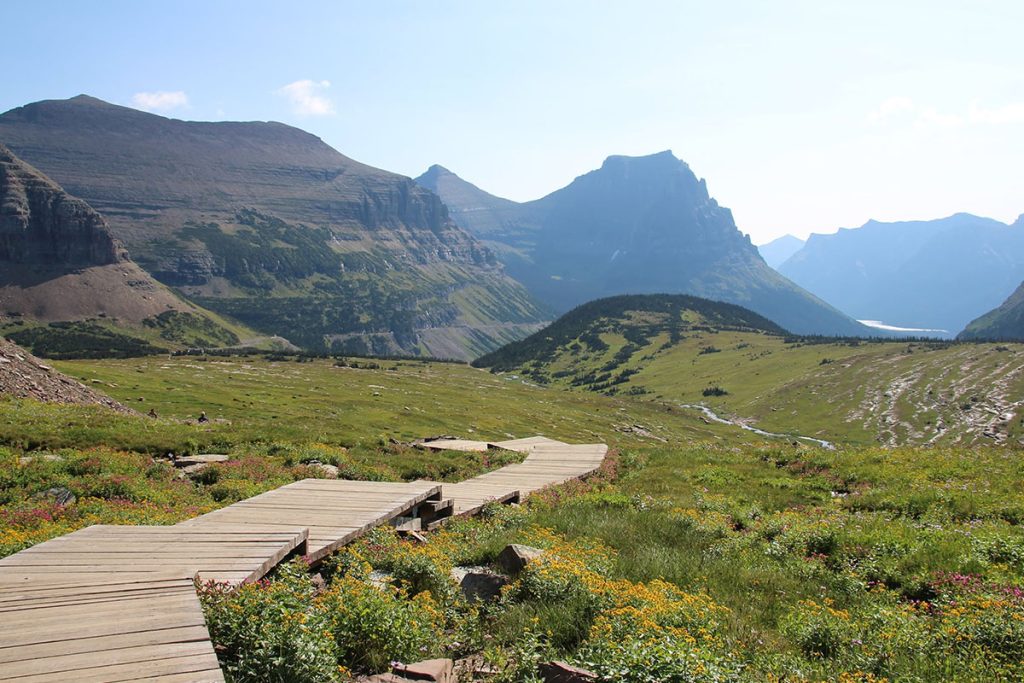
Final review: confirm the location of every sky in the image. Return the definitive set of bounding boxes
[2,0,1022,244]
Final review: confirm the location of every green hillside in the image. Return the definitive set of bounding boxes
[474,295,1024,447]
[959,279,1024,341]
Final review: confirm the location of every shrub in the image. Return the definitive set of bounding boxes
[318,574,444,672]
[198,560,340,683]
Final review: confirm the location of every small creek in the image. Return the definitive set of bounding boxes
[680,403,835,449]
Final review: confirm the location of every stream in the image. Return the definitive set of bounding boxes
[680,403,835,449]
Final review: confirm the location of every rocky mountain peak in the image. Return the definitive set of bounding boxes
[421,164,455,179]
[418,151,867,336]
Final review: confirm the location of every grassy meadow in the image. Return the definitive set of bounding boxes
[2,351,1023,681]
[493,326,1024,448]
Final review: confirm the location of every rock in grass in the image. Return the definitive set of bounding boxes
[539,661,598,683]
[392,658,455,682]
[459,569,508,602]
[497,543,543,575]
[32,487,75,507]
[306,461,339,478]
[173,454,229,467]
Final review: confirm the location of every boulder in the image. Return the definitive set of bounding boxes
[392,658,455,683]
[539,661,598,683]
[177,462,210,480]
[497,544,543,575]
[33,487,75,507]
[307,461,339,478]
[459,569,508,602]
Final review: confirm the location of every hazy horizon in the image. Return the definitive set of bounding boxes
[3,0,1021,243]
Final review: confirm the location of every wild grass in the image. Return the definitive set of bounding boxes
[3,353,1024,681]
[486,320,1024,447]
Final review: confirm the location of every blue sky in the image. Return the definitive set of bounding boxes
[2,1,1021,243]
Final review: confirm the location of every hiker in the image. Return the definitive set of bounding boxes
[198,411,209,423]
[147,408,158,418]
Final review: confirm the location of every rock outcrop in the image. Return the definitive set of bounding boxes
[0,336,133,412]
[0,144,208,325]
[0,143,122,266]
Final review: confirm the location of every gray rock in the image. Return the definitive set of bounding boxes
[33,487,75,507]
[539,661,598,683]
[306,461,339,478]
[459,569,508,602]
[497,544,543,576]
[368,570,394,590]
[173,454,229,467]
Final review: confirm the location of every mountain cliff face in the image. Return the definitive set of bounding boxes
[779,214,1024,335]
[0,96,548,358]
[0,143,205,325]
[0,143,121,266]
[418,152,867,336]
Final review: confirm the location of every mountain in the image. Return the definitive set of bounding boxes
[0,96,548,359]
[779,213,1024,335]
[414,165,525,240]
[418,151,868,337]
[0,142,245,356]
[473,293,788,373]
[958,277,1024,341]
[0,142,191,323]
[758,234,804,269]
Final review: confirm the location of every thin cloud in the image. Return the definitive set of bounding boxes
[867,96,914,123]
[275,79,335,116]
[914,107,964,130]
[969,101,1024,125]
[869,97,1024,130]
[131,91,189,112]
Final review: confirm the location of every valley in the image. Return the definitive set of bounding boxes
[475,295,1024,447]
[4,130,1024,679]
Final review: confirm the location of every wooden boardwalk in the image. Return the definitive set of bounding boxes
[0,436,606,681]
[426,437,609,517]
[0,525,308,587]
[174,479,442,562]
[0,573,224,682]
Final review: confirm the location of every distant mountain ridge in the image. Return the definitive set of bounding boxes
[758,234,805,269]
[0,95,548,359]
[779,213,1024,335]
[417,152,869,337]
